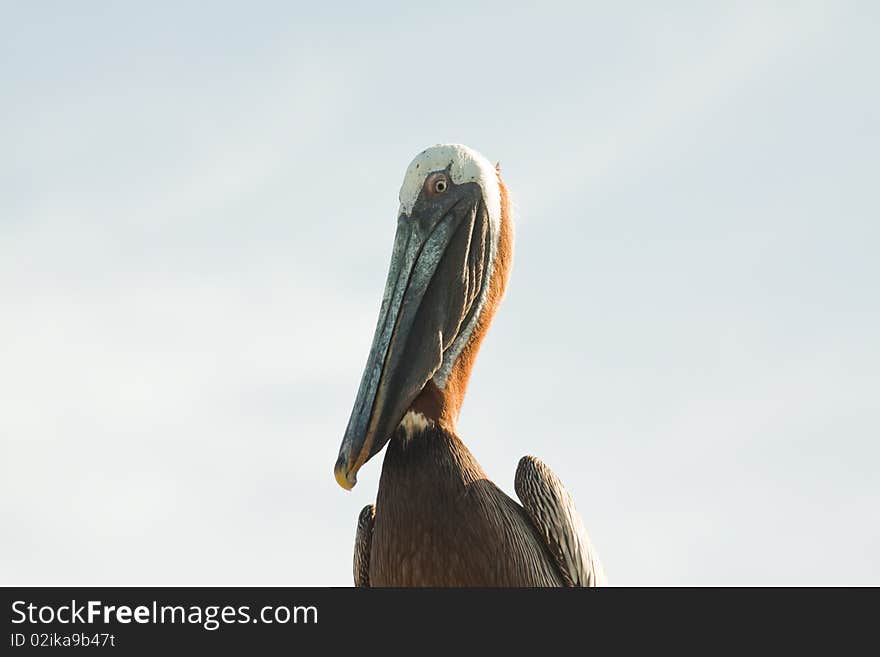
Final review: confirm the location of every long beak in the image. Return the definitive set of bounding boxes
[334,192,489,489]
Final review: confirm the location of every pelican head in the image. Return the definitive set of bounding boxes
[334,144,513,490]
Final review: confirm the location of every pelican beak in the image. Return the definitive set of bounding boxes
[334,178,491,489]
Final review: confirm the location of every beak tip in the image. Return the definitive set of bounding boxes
[334,454,357,491]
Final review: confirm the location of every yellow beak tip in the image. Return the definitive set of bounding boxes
[334,463,356,491]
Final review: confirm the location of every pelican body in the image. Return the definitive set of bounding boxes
[335,145,605,587]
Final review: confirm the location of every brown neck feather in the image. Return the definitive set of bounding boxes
[411,169,514,431]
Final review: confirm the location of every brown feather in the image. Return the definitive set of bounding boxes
[369,424,563,587]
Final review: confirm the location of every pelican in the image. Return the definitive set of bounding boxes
[334,144,606,586]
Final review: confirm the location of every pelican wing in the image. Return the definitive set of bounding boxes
[353,504,375,587]
[514,456,606,587]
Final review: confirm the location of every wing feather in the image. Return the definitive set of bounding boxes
[515,456,606,587]
[353,504,375,587]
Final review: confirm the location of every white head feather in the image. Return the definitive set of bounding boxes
[398,144,501,233]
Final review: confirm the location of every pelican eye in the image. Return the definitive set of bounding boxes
[426,172,449,196]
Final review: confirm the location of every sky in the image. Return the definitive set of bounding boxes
[1,2,878,585]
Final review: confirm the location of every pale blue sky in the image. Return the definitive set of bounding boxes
[2,2,878,584]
